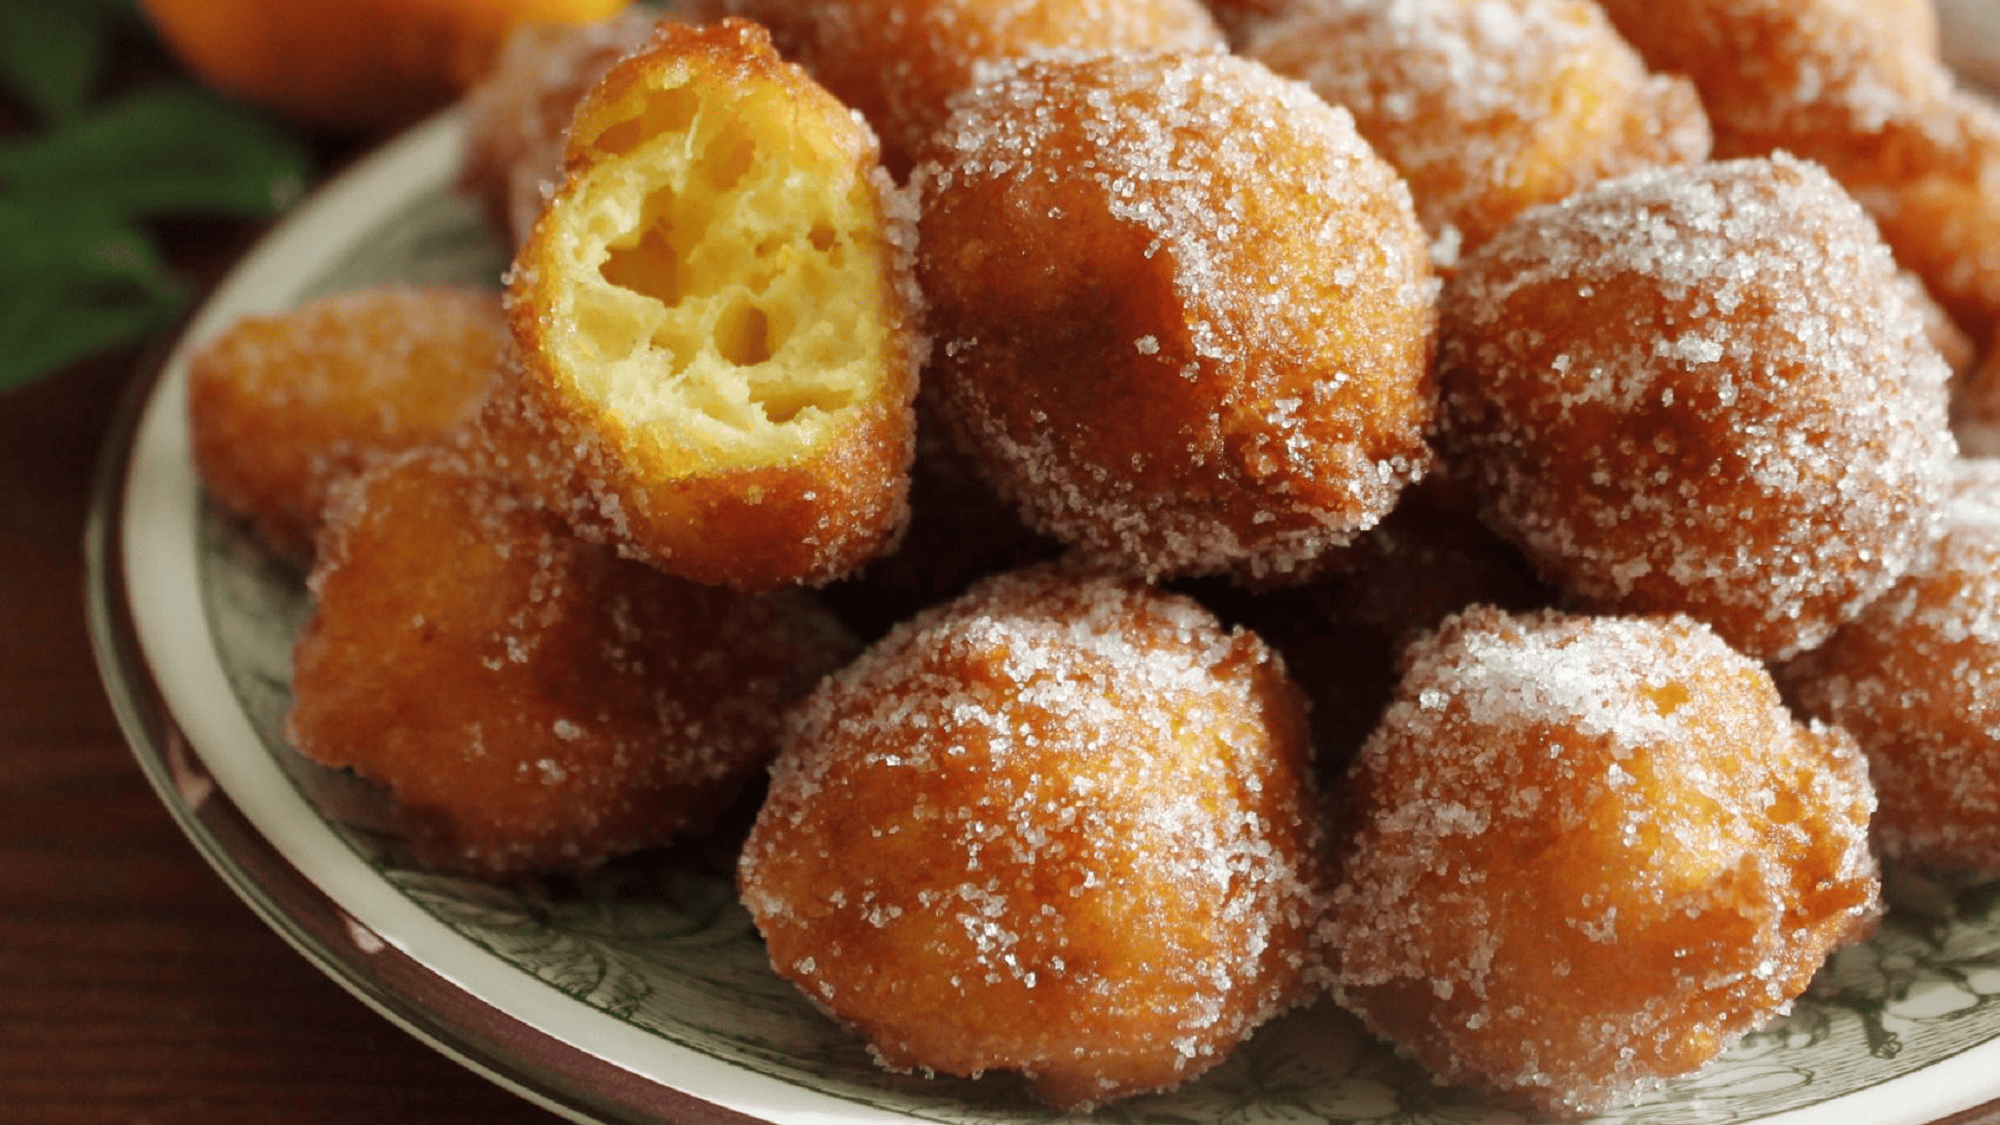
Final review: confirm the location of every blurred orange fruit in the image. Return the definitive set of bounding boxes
[139,0,633,131]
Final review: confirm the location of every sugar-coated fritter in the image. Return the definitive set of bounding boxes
[1330,607,1880,1118]
[1596,0,1948,158]
[1845,95,2000,343]
[1435,154,1955,661]
[1779,460,2000,874]
[457,9,661,247]
[1244,0,1711,263]
[738,564,1328,1108]
[187,285,507,563]
[916,50,1437,586]
[481,19,922,590]
[1596,0,2000,338]
[288,448,855,875]
[694,0,1225,179]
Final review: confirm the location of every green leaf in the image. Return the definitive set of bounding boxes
[0,0,115,124]
[0,199,190,389]
[0,6,311,386]
[0,82,313,219]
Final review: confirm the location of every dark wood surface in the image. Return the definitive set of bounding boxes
[0,201,564,1125]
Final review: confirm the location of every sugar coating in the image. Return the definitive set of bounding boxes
[1243,0,1711,262]
[1596,0,1950,147]
[1435,153,1955,661]
[457,9,662,247]
[187,286,507,564]
[1595,0,2000,338]
[738,564,1328,1108]
[915,50,1437,585]
[695,0,1225,179]
[1329,606,1880,1118]
[1778,459,2000,873]
[1849,95,2000,343]
[288,448,855,875]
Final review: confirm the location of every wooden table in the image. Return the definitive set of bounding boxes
[0,215,566,1123]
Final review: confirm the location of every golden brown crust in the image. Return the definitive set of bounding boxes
[187,285,507,563]
[488,19,922,590]
[1841,92,2000,343]
[1597,0,1949,154]
[1435,154,1955,660]
[1243,0,1712,262]
[287,447,856,876]
[1330,607,1880,1117]
[915,51,1437,586]
[697,0,1225,179]
[1595,0,2000,339]
[738,563,1327,1108]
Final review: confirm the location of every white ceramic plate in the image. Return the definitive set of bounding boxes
[88,105,2000,1125]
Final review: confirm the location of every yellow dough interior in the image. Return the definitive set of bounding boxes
[547,73,894,466]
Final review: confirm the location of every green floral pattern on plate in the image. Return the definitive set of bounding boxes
[195,182,2000,1125]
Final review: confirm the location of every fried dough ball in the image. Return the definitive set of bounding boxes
[916,51,1437,586]
[187,286,507,563]
[738,564,1328,1108]
[1242,0,1711,263]
[481,19,922,590]
[288,448,855,876]
[1594,0,1950,157]
[694,0,1225,179]
[1779,460,2000,874]
[1846,95,2000,342]
[457,9,661,247]
[1329,606,1881,1118]
[1594,0,2000,338]
[1435,154,1955,661]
